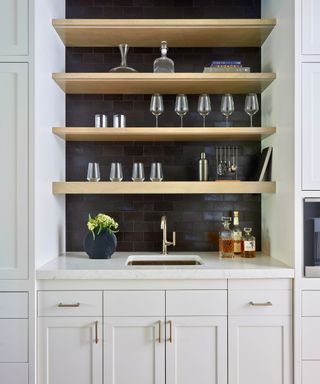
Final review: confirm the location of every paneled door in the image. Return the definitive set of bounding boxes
[229,316,292,384]
[302,0,320,54]
[302,63,320,190]
[38,317,103,384]
[0,63,28,279]
[0,0,28,55]
[166,317,227,384]
[104,317,165,384]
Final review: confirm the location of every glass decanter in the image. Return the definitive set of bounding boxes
[242,227,256,258]
[153,41,175,73]
[109,44,137,73]
[219,217,233,258]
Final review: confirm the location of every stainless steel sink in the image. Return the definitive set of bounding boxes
[126,255,204,266]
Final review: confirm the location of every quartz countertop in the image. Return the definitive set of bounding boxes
[36,252,294,280]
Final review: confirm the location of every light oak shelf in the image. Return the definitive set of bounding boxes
[52,181,276,195]
[52,127,276,142]
[52,72,276,94]
[52,18,276,47]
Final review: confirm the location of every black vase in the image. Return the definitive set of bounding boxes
[84,230,117,259]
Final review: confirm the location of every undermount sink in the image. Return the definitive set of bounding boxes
[126,255,204,266]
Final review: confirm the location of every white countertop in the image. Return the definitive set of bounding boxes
[36,252,294,280]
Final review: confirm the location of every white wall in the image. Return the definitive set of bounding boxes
[34,0,65,268]
[261,0,295,266]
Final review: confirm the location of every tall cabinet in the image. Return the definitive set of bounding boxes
[0,1,30,383]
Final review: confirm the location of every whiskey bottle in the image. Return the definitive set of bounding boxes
[153,41,175,73]
[219,217,234,258]
[232,211,243,256]
[242,227,256,258]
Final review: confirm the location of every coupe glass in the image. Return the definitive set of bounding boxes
[150,94,164,128]
[244,93,259,127]
[109,44,137,73]
[197,94,211,127]
[87,163,101,182]
[221,94,234,127]
[175,94,189,127]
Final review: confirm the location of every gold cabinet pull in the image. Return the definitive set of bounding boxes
[168,320,173,343]
[249,301,273,307]
[58,302,80,308]
[158,320,161,343]
[95,321,99,344]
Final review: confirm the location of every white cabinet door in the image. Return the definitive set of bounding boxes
[0,0,28,56]
[0,63,28,279]
[302,0,320,54]
[0,319,28,362]
[302,63,320,190]
[229,316,292,384]
[104,317,165,384]
[166,317,227,384]
[0,363,28,384]
[38,317,103,384]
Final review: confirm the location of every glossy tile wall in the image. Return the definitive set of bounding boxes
[66,0,262,252]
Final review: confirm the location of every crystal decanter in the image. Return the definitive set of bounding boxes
[153,41,175,73]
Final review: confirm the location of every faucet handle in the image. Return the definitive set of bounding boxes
[172,232,176,247]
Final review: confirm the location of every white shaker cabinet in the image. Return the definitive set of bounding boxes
[302,0,320,54]
[0,0,29,56]
[302,63,320,190]
[104,317,166,384]
[166,316,227,384]
[0,63,28,279]
[38,317,103,384]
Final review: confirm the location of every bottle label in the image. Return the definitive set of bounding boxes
[233,232,242,241]
[244,240,256,252]
[234,241,242,253]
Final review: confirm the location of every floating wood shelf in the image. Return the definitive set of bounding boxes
[52,19,276,47]
[52,181,276,195]
[52,127,276,142]
[52,73,276,94]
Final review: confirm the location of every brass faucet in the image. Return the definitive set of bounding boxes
[160,215,176,255]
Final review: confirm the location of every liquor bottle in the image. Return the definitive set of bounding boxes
[232,211,243,256]
[242,227,256,258]
[153,41,175,73]
[198,152,208,181]
[219,217,233,258]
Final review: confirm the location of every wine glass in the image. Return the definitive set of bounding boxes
[220,94,234,127]
[109,163,123,182]
[175,94,189,127]
[132,163,145,182]
[150,162,164,181]
[244,93,259,127]
[150,94,164,128]
[87,163,101,182]
[197,94,211,127]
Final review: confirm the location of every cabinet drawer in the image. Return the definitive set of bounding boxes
[38,291,102,317]
[302,361,320,384]
[0,319,28,362]
[302,291,320,316]
[104,291,165,317]
[228,279,292,290]
[0,363,28,384]
[229,290,291,316]
[0,292,28,318]
[166,290,227,316]
[302,318,320,360]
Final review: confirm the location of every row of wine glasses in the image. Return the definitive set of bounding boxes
[150,93,259,128]
[87,162,163,182]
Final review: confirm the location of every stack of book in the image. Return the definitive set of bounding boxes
[203,60,251,73]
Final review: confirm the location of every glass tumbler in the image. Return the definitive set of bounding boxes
[87,163,101,182]
[109,163,123,182]
[95,114,107,128]
[132,163,145,182]
[150,162,163,181]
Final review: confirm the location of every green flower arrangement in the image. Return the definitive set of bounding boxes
[87,213,119,240]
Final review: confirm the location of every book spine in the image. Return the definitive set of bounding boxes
[204,67,251,73]
[211,60,242,66]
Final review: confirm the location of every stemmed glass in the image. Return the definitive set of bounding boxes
[244,93,259,127]
[221,94,234,127]
[175,94,189,127]
[150,94,164,128]
[197,94,211,127]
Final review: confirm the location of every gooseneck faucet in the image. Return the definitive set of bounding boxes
[160,215,176,255]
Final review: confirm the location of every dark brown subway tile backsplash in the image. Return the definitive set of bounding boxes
[66,0,262,252]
